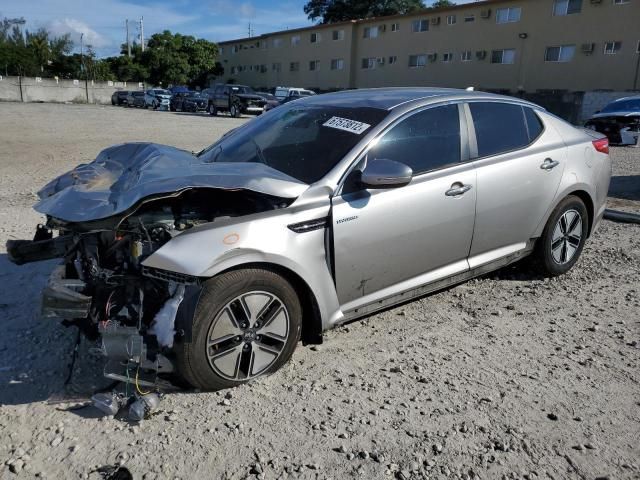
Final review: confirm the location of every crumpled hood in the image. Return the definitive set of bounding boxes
[35,142,308,223]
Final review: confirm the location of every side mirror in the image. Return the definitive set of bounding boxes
[360,158,413,189]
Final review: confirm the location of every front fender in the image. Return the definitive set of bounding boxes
[142,204,340,328]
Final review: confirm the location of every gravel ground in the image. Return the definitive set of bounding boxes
[0,103,638,480]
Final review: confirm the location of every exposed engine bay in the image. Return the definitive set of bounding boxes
[6,142,304,407]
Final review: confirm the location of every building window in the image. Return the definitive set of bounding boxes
[443,52,454,62]
[412,19,429,32]
[496,7,522,23]
[545,45,576,62]
[272,38,282,48]
[361,57,376,69]
[491,49,516,64]
[309,60,320,71]
[391,23,400,32]
[389,55,398,64]
[408,54,427,68]
[363,26,379,38]
[613,0,630,4]
[604,41,622,54]
[272,63,281,72]
[290,61,299,72]
[291,35,300,46]
[461,50,472,61]
[230,66,237,74]
[332,29,344,40]
[330,58,344,70]
[231,45,239,54]
[219,47,224,55]
[464,14,475,22]
[310,32,320,43]
[553,0,582,15]
[447,15,457,25]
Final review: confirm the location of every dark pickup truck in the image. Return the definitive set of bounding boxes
[203,84,266,117]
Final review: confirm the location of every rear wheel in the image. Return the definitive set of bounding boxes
[532,195,588,276]
[176,268,302,391]
[208,103,217,116]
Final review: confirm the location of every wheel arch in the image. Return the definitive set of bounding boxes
[566,189,595,237]
[534,185,596,239]
[220,262,323,345]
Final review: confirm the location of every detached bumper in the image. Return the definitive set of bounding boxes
[41,265,92,319]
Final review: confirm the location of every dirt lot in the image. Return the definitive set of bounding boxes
[0,103,638,480]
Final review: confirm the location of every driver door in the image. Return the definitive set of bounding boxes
[331,104,477,310]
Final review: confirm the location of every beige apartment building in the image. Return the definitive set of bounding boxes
[217,0,640,93]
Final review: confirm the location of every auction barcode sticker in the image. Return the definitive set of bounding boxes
[323,116,371,135]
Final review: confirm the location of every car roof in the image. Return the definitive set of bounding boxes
[296,87,540,111]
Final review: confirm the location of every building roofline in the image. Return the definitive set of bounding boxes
[218,0,515,45]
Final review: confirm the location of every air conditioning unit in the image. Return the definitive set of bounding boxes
[431,17,441,25]
[375,57,385,65]
[581,43,595,54]
[480,9,491,18]
[476,50,487,60]
[428,53,438,62]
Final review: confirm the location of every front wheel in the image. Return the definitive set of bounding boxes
[532,195,589,276]
[175,268,302,391]
[208,103,217,116]
[230,103,241,118]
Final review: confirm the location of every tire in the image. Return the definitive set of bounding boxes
[531,195,589,276]
[230,103,241,118]
[176,268,302,391]
[170,105,176,112]
[208,103,217,116]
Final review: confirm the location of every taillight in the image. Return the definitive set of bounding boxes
[592,137,609,154]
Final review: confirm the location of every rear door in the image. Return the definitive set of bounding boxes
[466,102,567,265]
[331,104,477,309]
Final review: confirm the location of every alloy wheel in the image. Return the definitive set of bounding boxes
[551,209,583,265]
[206,291,290,381]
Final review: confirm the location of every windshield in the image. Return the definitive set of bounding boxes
[601,99,640,113]
[197,103,389,184]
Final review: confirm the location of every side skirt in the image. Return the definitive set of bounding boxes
[337,241,535,325]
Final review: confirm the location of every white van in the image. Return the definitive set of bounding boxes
[274,87,316,102]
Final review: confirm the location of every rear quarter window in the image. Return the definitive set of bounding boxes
[469,102,541,158]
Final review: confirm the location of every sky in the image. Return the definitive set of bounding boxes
[0,0,471,58]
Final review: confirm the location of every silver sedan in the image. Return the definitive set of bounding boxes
[9,88,611,392]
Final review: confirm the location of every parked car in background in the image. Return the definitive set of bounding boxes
[145,89,172,110]
[8,88,611,392]
[170,91,208,112]
[255,92,280,112]
[111,90,130,106]
[585,96,640,146]
[274,87,316,105]
[126,91,146,108]
[205,84,266,117]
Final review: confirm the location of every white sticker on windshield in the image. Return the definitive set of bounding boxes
[323,116,371,135]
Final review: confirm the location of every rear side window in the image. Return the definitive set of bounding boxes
[369,104,461,175]
[469,102,540,158]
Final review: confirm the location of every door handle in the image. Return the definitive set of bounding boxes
[540,158,560,170]
[445,183,472,197]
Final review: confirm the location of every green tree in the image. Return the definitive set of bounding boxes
[430,0,456,8]
[304,0,425,24]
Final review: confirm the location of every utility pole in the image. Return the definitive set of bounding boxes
[248,23,253,38]
[80,33,84,74]
[126,19,131,57]
[140,16,144,52]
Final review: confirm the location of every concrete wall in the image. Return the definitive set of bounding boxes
[580,91,636,123]
[0,76,143,104]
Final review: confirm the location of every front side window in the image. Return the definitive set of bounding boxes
[491,49,516,64]
[412,19,429,32]
[367,104,461,175]
[409,54,427,67]
[545,45,576,62]
[553,0,582,15]
[197,104,389,184]
[496,7,522,23]
[469,102,542,158]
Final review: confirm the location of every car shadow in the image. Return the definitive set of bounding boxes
[608,175,640,201]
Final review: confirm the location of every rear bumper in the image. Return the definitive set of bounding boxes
[41,265,92,319]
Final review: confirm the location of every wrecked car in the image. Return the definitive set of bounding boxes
[8,88,611,392]
[585,96,640,146]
